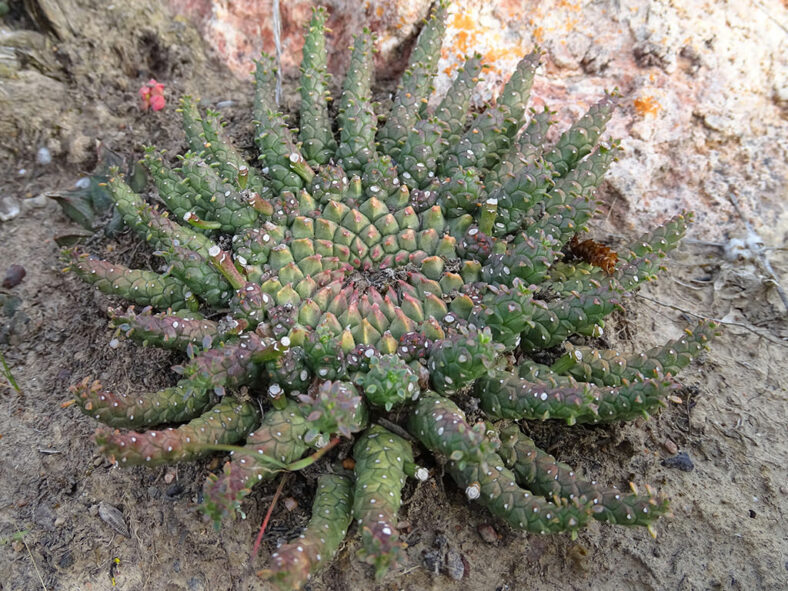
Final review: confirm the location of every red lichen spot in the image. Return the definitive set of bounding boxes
[634,95,661,117]
[139,79,166,111]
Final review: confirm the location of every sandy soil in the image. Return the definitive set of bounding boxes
[1,2,786,590]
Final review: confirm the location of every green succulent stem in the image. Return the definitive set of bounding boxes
[410,394,591,535]
[261,474,354,590]
[498,424,668,531]
[353,425,413,579]
[95,397,259,466]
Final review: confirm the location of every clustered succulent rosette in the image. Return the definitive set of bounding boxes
[65,3,716,588]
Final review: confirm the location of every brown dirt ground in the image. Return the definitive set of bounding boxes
[1,2,786,590]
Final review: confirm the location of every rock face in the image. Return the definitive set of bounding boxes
[167,0,788,252]
[167,0,434,75]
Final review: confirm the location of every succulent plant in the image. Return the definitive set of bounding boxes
[64,3,716,589]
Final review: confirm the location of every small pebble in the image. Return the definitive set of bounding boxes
[36,147,52,165]
[662,439,678,455]
[283,496,298,512]
[22,194,51,211]
[0,196,21,222]
[662,451,694,472]
[75,177,91,189]
[58,551,75,569]
[477,523,500,544]
[445,550,465,581]
[422,549,442,575]
[166,483,184,498]
[2,264,26,288]
[164,470,176,484]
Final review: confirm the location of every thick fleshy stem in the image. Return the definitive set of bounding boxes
[253,54,305,195]
[377,1,447,159]
[298,7,337,167]
[65,251,198,312]
[72,333,270,428]
[497,49,541,134]
[555,321,718,387]
[485,108,554,188]
[487,161,554,235]
[95,396,260,466]
[518,284,620,351]
[476,370,679,424]
[624,211,692,261]
[439,51,539,177]
[158,245,232,308]
[202,401,309,525]
[336,30,377,174]
[200,108,268,196]
[107,174,215,257]
[409,395,591,534]
[260,474,354,590]
[109,306,237,351]
[142,147,208,221]
[71,376,216,430]
[434,54,483,147]
[544,94,615,177]
[398,118,446,190]
[178,153,260,232]
[427,326,500,395]
[481,230,560,287]
[471,279,537,350]
[352,425,413,579]
[498,424,668,532]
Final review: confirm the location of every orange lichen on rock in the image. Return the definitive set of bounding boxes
[634,95,662,117]
[483,47,525,69]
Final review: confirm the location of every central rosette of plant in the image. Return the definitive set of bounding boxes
[64,3,715,589]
